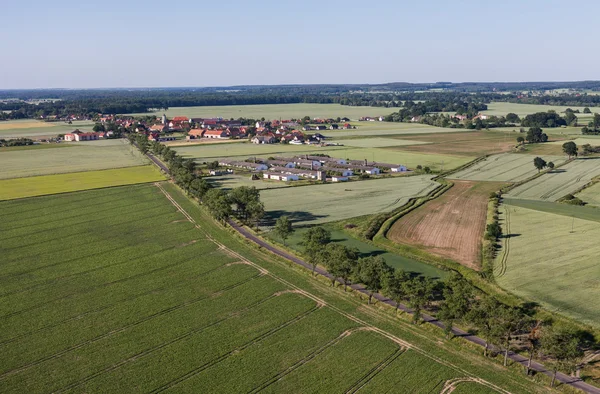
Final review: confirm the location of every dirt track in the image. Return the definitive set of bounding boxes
[388,181,505,270]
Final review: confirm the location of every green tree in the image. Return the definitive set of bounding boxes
[516,136,525,144]
[274,216,293,245]
[437,273,473,339]
[323,243,359,290]
[383,269,410,315]
[496,306,528,366]
[204,189,232,222]
[246,200,264,229]
[486,222,502,240]
[506,113,520,123]
[541,326,584,387]
[228,186,260,222]
[526,127,549,143]
[562,141,578,159]
[467,297,501,357]
[583,107,591,114]
[547,161,555,170]
[302,227,331,275]
[533,156,547,172]
[354,255,391,304]
[403,276,436,324]
[564,111,578,126]
[189,177,210,200]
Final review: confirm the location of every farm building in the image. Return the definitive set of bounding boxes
[323,166,353,177]
[204,130,230,139]
[64,130,102,142]
[365,168,380,175]
[222,161,268,171]
[331,176,349,182]
[390,165,408,172]
[187,129,205,139]
[251,135,276,144]
[294,159,322,169]
[266,159,295,168]
[263,172,299,181]
[269,166,321,179]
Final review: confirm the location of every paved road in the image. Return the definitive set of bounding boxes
[145,148,599,394]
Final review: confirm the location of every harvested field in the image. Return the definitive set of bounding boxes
[506,158,600,201]
[549,137,600,146]
[392,131,519,157]
[495,203,600,327]
[0,139,149,179]
[0,120,95,138]
[0,165,165,200]
[448,153,565,182]
[260,176,439,226]
[576,181,600,207]
[333,137,430,148]
[388,181,505,269]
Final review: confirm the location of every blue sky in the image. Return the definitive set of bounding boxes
[1,0,598,88]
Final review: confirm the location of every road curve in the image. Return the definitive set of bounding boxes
[144,146,600,394]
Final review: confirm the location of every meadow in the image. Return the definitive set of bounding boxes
[448,153,565,182]
[495,203,600,327]
[126,103,393,120]
[0,183,544,393]
[260,176,439,227]
[0,139,149,179]
[483,101,598,123]
[0,120,95,138]
[0,165,165,200]
[506,158,600,201]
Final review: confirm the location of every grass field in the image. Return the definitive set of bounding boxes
[506,158,600,201]
[335,137,430,148]
[0,166,165,200]
[576,182,600,207]
[0,183,545,393]
[388,181,506,270]
[483,102,598,122]
[126,103,394,120]
[0,139,149,179]
[548,137,600,146]
[448,153,565,182]
[495,203,600,327]
[327,122,461,138]
[175,143,473,172]
[0,120,95,138]
[260,176,440,227]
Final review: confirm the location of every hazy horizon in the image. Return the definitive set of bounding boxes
[3,0,599,89]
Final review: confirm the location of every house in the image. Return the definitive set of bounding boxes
[410,116,422,122]
[302,125,312,131]
[378,116,385,121]
[314,125,327,131]
[342,123,352,129]
[266,160,295,168]
[172,116,189,123]
[331,176,348,182]
[473,114,489,120]
[263,172,299,181]
[294,159,322,169]
[188,129,205,139]
[149,124,167,132]
[329,124,339,130]
[454,114,468,121]
[323,167,353,177]
[64,130,101,142]
[222,161,268,171]
[365,167,380,175]
[148,132,160,141]
[203,129,230,139]
[390,165,408,172]
[252,135,276,144]
[255,121,266,128]
[202,119,218,129]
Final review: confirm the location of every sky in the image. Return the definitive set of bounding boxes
[1,0,599,89]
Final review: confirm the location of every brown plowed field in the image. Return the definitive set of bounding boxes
[388,131,517,156]
[387,181,506,270]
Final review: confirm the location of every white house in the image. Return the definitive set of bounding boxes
[365,167,380,175]
[390,165,408,172]
[331,176,348,182]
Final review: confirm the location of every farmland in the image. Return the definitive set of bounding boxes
[0,183,544,394]
[506,158,600,201]
[0,165,165,200]
[333,137,430,148]
[576,182,600,207]
[448,153,565,182]
[0,139,149,179]
[260,176,440,227]
[495,203,600,327]
[326,122,461,138]
[388,181,505,270]
[126,103,393,120]
[482,101,598,123]
[0,120,95,138]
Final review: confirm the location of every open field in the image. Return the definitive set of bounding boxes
[0,139,149,179]
[0,120,95,138]
[0,144,73,152]
[549,137,600,146]
[0,166,165,200]
[576,182,600,207]
[334,137,430,148]
[328,122,461,138]
[506,158,600,201]
[483,102,598,122]
[495,203,600,327]
[392,130,519,157]
[0,183,544,393]
[448,153,565,182]
[175,143,473,172]
[503,198,600,222]
[260,176,439,227]
[125,103,393,120]
[388,181,505,270]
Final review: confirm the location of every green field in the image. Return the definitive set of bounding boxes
[549,136,600,146]
[506,158,600,201]
[449,153,566,182]
[0,183,546,393]
[126,103,393,120]
[483,101,598,123]
[327,122,461,137]
[0,166,165,200]
[175,143,472,172]
[0,120,95,138]
[334,137,430,148]
[495,203,600,327]
[0,139,149,179]
[260,176,439,227]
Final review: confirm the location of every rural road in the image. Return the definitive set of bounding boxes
[144,147,600,394]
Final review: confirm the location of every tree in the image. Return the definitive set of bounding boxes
[562,141,578,159]
[354,256,391,304]
[383,269,410,314]
[92,123,105,132]
[403,276,436,324]
[526,127,548,143]
[246,200,264,229]
[496,306,528,366]
[564,111,578,126]
[486,222,502,240]
[583,107,592,114]
[516,136,525,144]
[468,297,501,357]
[506,113,520,123]
[541,326,584,387]
[547,161,555,170]
[533,157,547,172]
[323,243,359,290]
[525,320,542,376]
[228,186,260,222]
[204,189,232,222]
[274,216,293,245]
[437,273,473,339]
[302,227,331,275]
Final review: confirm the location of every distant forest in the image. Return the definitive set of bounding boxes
[2,81,600,119]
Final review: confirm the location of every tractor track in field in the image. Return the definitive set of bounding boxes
[148,305,322,393]
[496,206,512,278]
[0,253,233,346]
[53,291,290,393]
[0,273,263,379]
[345,346,405,394]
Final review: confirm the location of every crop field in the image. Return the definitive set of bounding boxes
[549,137,600,146]
[482,102,598,122]
[392,131,521,157]
[260,176,439,227]
[176,143,473,172]
[448,153,565,182]
[495,203,600,327]
[0,120,95,138]
[576,182,600,207]
[126,103,393,120]
[334,137,430,148]
[506,158,600,201]
[0,139,149,179]
[0,166,165,200]
[0,183,537,394]
[388,181,505,270]
[327,122,461,138]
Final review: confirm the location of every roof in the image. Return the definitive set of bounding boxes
[172,116,189,122]
[204,129,229,136]
[188,129,204,136]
